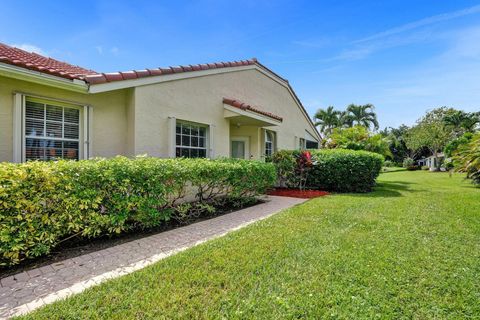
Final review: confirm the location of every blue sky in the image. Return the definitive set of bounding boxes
[1,0,480,128]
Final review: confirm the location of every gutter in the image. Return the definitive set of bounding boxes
[0,62,88,93]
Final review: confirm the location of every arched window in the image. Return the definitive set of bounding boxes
[265,130,275,157]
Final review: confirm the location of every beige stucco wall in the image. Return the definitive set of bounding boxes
[1,67,318,162]
[132,68,318,159]
[0,76,129,162]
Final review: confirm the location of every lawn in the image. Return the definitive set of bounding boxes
[19,170,480,319]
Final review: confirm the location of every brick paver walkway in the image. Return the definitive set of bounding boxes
[0,196,306,319]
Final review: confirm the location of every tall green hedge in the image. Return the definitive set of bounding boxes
[0,157,276,266]
[271,149,384,193]
[308,149,384,192]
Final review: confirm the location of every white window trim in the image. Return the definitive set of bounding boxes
[174,119,210,158]
[299,137,306,149]
[13,93,91,162]
[12,93,23,163]
[264,129,276,157]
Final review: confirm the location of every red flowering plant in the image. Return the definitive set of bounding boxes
[295,150,314,190]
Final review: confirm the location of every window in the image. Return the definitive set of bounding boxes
[24,99,81,161]
[299,138,306,149]
[306,140,319,149]
[175,121,207,158]
[265,130,275,157]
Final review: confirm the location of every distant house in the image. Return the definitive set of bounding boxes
[420,153,445,171]
[0,43,320,163]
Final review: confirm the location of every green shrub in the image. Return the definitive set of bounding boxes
[271,149,384,193]
[270,150,314,189]
[270,150,296,187]
[0,157,276,266]
[383,160,394,167]
[403,157,415,168]
[307,149,384,192]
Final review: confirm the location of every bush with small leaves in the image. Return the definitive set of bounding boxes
[271,149,383,193]
[0,156,276,265]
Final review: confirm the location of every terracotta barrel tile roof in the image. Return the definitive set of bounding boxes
[0,43,97,81]
[0,43,261,85]
[84,58,258,84]
[223,97,283,122]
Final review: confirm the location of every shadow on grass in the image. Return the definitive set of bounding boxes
[352,180,422,198]
[380,168,407,174]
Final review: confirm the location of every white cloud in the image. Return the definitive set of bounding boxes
[110,47,119,55]
[354,4,480,44]
[322,4,480,63]
[332,29,435,61]
[95,46,104,54]
[10,43,45,55]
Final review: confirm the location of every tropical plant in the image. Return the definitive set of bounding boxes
[346,103,379,130]
[338,110,354,127]
[460,112,480,132]
[443,110,480,136]
[453,133,480,184]
[444,132,473,157]
[327,125,392,158]
[313,106,340,137]
[380,125,411,164]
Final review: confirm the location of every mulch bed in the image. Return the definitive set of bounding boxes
[267,188,329,199]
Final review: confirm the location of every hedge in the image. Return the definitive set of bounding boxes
[271,149,384,193]
[0,156,276,266]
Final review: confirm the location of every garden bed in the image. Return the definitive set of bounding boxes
[267,188,329,198]
[0,198,264,278]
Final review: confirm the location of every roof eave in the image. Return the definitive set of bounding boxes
[0,62,88,93]
[87,64,259,93]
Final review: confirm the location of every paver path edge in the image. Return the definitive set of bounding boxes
[0,195,307,319]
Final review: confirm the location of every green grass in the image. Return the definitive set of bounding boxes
[20,171,480,319]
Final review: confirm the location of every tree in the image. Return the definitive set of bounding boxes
[381,125,411,164]
[443,110,480,136]
[346,104,379,130]
[453,133,480,184]
[338,111,353,128]
[404,108,453,170]
[313,106,340,137]
[327,125,391,158]
[444,132,474,157]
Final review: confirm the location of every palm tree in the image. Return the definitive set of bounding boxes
[444,111,480,135]
[443,111,465,130]
[461,112,480,133]
[314,106,341,136]
[338,111,353,128]
[346,104,379,130]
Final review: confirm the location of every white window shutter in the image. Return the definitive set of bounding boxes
[208,124,215,159]
[83,105,92,159]
[168,117,176,158]
[12,93,23,163]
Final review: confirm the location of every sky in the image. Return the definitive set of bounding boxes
[1,0,480,128]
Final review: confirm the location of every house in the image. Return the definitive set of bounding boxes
[419,153,445,171]
[0,43,320,163]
